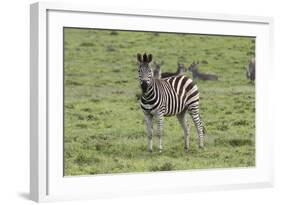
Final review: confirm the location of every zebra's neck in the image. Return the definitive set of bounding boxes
[191,70,198,78]
[141,79,159,111]
[142,79,155,96]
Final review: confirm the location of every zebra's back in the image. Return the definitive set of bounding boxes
[160,75,199,116]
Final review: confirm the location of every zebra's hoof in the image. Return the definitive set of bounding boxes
[184,148,189,153]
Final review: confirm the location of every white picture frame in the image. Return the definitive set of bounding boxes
[30,2,274,202]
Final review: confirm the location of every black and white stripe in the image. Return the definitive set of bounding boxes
[137,53,204,152]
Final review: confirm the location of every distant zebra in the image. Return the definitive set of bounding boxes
[153,62,187,79]
[152,61,163,79]
[137,53,204,152]
[188,62,218,81]
[246,57,255,81]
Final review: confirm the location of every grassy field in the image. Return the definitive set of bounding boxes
[63,28,255,176]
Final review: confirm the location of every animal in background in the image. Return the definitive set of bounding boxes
[246,57,255,81]
[153,62,187,79]
[188,61,218,81]
[152,61,163,79]
[161,62,187,78]
[176,63,187,75]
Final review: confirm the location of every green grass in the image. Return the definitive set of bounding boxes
[63,28,255,176]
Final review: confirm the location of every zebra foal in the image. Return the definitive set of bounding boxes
[137,53,204,152]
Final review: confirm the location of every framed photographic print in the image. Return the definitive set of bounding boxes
[30,2,274,202]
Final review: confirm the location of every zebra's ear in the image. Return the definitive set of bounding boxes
[137,53,142,62]
[147,54,152,63]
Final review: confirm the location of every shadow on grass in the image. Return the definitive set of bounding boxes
[17,192,29,200]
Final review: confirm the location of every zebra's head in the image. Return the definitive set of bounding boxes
[152,61,163,79]
[188,61,199,72]
[137,53,153,92]
[177,63,187,74]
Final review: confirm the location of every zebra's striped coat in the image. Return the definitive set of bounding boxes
[137,53,204,152]
[141,75,199,116]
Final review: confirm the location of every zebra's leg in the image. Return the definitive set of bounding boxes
[144,112,153,152]
[176,111,189,152]
[189,103,204,148]
[156,114,164,152]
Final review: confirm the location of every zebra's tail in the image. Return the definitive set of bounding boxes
[199,114,207,134]
[203,124,207,134]
[201,117,207,134]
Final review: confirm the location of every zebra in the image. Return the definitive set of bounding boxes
[188,61,218,81]
[246,57,255,81]
[137,53,204,152]
[153,62,187,79]
[152,61,163,79]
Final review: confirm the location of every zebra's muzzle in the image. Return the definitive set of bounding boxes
[141,81,148,92]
